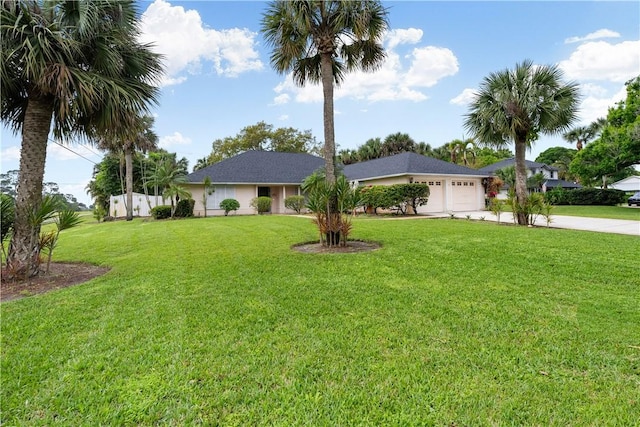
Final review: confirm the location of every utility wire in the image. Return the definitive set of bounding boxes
[49,139,98,165]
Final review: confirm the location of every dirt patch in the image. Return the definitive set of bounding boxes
[1,262,110,302]
[292,240,381,254]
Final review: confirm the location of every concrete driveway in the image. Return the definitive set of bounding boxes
[455,210,639,236]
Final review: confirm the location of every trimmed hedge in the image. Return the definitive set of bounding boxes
[359,183,430,215]
[175,199,195,217]
[150,205,172,219]
[544,188,626,206]
[284,195,305,214]
[219,198,240,216]
[250,196,272,214]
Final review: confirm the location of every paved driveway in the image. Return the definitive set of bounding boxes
[455,210,639,236]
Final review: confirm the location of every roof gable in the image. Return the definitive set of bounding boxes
[344,152,488,180]
[186,151,324,184]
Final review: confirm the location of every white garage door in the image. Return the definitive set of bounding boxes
[417,180,444,213]
[452,180,478,211]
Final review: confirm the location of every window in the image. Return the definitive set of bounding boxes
[436,181,442,186]
[428,181,434,186]
[207,185,236,209]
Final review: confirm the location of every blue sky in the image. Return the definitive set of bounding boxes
[1,0,639,205]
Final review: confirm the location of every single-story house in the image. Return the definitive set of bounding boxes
[609,176,640,192]
[184,151,488,216]
[479,158,582,196]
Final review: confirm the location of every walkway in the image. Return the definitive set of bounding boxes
[449,210,639,236]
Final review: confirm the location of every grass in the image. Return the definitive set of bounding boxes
[2,216,639,425]
[551,205,640,220]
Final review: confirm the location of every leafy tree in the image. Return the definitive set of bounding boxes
[535,146,577,180]
[474,147,514,168]
[464,60,580,225]
[1,0,163,278]
[570,76,640,187]
[381,132,416,157]
[206,121,320,164]
[219,198,240,216]
[97,115,158,221]
[0,170,19,198]
[262,0,389,186]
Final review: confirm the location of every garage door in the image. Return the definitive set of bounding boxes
[452,180,478,211]
[417,180,444,213]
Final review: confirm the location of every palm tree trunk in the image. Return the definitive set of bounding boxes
[514,140,529,225]
[7,96,54,278]
[125,146,134,221]
[321,52,336,185]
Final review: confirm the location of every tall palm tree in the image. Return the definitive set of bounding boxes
[98,115,158,221]
[261,0,388,185]
[1,0,163,277]
[381,132,416,156]
[563,118,607,151]
[358,137,383,161]
[464,60,579,225]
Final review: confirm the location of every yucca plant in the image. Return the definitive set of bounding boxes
[39,208,82,275]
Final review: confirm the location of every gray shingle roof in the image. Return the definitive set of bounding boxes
[186,151,324,184]
[544,179,582,189]
[343,152,488,181]
[478,158,558,174]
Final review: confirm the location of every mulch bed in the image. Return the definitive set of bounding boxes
[1,262,110,302]
[292,240,381,254]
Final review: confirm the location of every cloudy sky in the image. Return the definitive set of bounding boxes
[1,0,638,205]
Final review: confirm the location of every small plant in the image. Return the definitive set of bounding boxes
[490,198,505,224]
[175,199,195,218]
[466,214,472,220]
[113,199,118,217]
[250,196,272,214]
[479,216,485,221]
[1,194,15,260]
[541,202,554,227]
[39,209,82,274]
[134,205,140,216]
[448,212,456,219]
[284,195,306,214]
[93,205,106,222]
[150,205,172,220]
[220,198,240,216]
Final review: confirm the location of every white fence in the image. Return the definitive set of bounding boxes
[109,192,170,218]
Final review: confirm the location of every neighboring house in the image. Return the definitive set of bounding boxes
[609,176,640,192]
[479,158,581,196]
[185,151,488,216]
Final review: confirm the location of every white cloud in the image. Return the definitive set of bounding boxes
[559,40,640,83]
[564,29,621,44]
[0,146,20,162]
[450,88,477,106]
[271,28,458,105]
[278,115,289,121]
[159,132,192,149]
[385,28,423,49]
[272,94,290,105]
[578,85,627,125]
[140,0,263,86]
[404,46,458,87]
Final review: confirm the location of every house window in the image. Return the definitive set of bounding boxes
[428,181,434,186]
[435,181,441,186]
[470,182,474,186]
[207,185,236,209]
[463,182,468,186]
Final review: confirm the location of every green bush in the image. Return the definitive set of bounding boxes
[284,195,306,214]
[250,196,272,214]
[545,188,626,206]
[150,205,172,220]
[175,199,195,218]
[219,198,240,216]
[359,184,430,215]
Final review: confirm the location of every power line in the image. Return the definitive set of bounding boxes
[49,139,98,165]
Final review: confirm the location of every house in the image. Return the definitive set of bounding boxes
[609,176,640,192]
[479,158,581,196]
[343,152,488,213]
[184,151,488,216]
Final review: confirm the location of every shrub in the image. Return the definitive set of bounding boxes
[545,188,626,206]
[359,185,393,214]
[150,205,172,220]
[220,198,240,216]
[284,195,306,214]
[1,194,15,257]
[250,196,272,214]
[359,184,429,215]
[92,205,106,222]
[175,199,195,218]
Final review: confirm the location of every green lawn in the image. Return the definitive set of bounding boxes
[2,216,639,425]
[551,205,640,220]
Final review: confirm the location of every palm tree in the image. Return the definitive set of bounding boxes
[261,0,388,185]
[98,115,158,221]
[563,118,607,151]
[358,137,383,161]
[146,158,189,217]
[381,132,416,156]
[464,60,579,225]
[1,0,163,277]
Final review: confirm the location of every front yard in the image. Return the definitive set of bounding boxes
[1,216,638,425]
